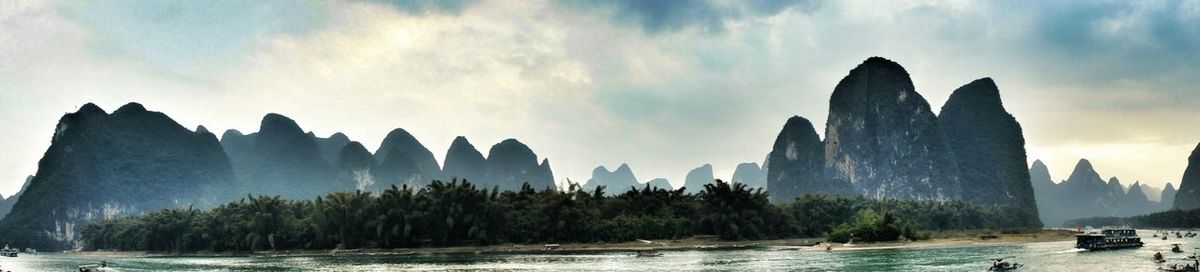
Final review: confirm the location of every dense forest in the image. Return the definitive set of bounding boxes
[1063,208,1200,228]
[81,179,1031,253]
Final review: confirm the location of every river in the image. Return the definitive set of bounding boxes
[0,230,1190,271]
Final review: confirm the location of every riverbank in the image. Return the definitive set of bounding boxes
[809,229,1077,252]
[64,229,1075,258]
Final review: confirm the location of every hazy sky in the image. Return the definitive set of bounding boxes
[2,0,1198,197]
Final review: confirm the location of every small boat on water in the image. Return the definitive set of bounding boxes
[1175,244,1185,253]
[1075,227,1143,251]
[1158,251,1168,263]
[987,257,1022,272]
[78,261,109,272]
[636,249,663,257]
[1161,262,1200,272]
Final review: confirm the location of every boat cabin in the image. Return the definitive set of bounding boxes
[1075,227,1143,250]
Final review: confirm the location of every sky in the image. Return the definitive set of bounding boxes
[1,0,1198,197]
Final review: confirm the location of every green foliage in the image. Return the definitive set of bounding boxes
[826,209,917,243]
[81,179,1024,252]
[1064,207,1200,228]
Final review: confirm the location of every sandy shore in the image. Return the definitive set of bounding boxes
[63,230,1076,258]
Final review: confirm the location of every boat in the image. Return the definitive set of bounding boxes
[1075,227,1143,250]
[988,257,1022,272]
[1160,263,1200,272]
[78,261,110,272]
[636,249,663,257]
[1176,244,1186,253]
[0,245,17,257]
[1158,251,1169,263]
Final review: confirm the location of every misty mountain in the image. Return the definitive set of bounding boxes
[766,116,842,203]
[1164,183,1178,211]
[443,136,486,185]
[1141,183,1163,202]
[335,141,376,191]
[938,78,1040,226]
[484,139,555,191]
[0,175,33,220]
[1030,160,1056,211]
[374,147,421,189]
[226,114,338,199]
[683,164,714,194]
[1174,143,1200,210]
[643,178,673,190]
[730,162,766,190]
[1032,159,1169,226]
[0,103,236,250]
[1121,181,1157,216]
[584,164,640,193]
[375,128,442,187]
[314,132,350,164]
[219,129,256,165]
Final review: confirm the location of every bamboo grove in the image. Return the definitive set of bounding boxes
[80,179,1032,252]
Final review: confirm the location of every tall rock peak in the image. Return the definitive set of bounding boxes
[484,139,554,191]
[376,128,441,184]
[940,76,1039,226]
[444,136,486,184]
[824,57,961,201]
[767,115,835,203]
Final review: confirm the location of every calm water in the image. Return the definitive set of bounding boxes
[0,231,1193,271]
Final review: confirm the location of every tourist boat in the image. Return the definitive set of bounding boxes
[1075,227,1143,250]
[987,257,1022,272]
[0,245,17,257]
[1176,244,1185,253]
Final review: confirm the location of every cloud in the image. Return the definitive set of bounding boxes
[1,0,1198,195]
[565,0,818,34]
[56,0,326,80]
[372,0,480,15]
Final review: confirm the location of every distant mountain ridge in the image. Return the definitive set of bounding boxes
[1031,159,1170,226]
[584,164,640,193]
[0,103,559,250]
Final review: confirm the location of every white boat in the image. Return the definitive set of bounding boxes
[0,244,18,257]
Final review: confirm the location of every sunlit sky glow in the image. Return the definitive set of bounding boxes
[1,0,1198,197]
